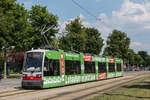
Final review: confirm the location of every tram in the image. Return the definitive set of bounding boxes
[22,49,123,88]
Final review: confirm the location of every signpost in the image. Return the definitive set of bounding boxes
[4,48,7,79]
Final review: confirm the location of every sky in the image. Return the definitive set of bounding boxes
[17,0,150,54]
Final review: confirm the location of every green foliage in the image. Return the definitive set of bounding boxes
[0,0,30,50]
[0,0,17,48]
[127,49,135,65]
[0,0,150,72]
[10,70,19,74]
[103,30,130,61]
[0,1,58,51]
[11,3,30,50]
[134,54,144,66]
[102,30,146,67]
[0,55,4,72]
[0,1,59,74]
[28,5,58,49]
[90,78,149,100]
[59,17,104,54]
[126,49,144,66]
[0,37,4,49]
[138,51,150,67]
[59,17,86,52]
[84,28,104,55]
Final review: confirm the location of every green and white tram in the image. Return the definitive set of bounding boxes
[22,49,123,88]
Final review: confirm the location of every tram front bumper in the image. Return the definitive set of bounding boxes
[22,80,43,88]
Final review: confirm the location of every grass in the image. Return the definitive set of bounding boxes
[9,70,20,74]
[89,77,150,100]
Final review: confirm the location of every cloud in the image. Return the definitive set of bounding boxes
[23,1,33,8]
[94,0,150,36]
[59,0,150,53]
[59,14,88,33]
[130,42,142,47]
[90,0,150,54]
[130,41,150,49]
[130,41,150,53]
[79,14,84,20]
[144,25,150,29]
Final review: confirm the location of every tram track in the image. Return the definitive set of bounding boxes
[0,76,131,98]
[0,89,37,98]
[42,77,133,100]
[42,72,150,100]
[0,71,149,100]
[73,74,150,100]
[0,89,22,95]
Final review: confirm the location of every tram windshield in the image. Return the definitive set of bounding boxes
[23,52,44,72]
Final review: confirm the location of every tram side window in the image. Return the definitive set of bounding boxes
[117,63,122,71]
[98,62,106,73]
[84,62,96,74]
[65,60,81,75]
[44,57,60,76]
[108,63,115,72]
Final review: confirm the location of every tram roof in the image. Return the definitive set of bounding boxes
[26,49,122,61]
[27,49,49,53]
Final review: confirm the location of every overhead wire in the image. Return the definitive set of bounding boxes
[72,0,104,29]
[72,0,101,21]
[71,0,113,55]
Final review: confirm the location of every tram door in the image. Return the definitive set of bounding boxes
[98,62,107,80]
[42,51,65,88]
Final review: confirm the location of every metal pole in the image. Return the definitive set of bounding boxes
[4,48,7,79]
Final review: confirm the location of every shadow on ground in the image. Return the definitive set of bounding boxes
[123,81,150,89]
[103,80,150,99]
[104,93,150,99]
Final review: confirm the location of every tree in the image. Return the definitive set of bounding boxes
[103,30,130,62]
[58,34,70,50]
[0,0,17,48]
[127,49,135,66]
[0,0,30,76]
[0,55,4,71]
[59,17,86,52]
[134,54,144,67]
[11,3,30,50]
[84,28,104,55]
[0,1,59,75]
[0,37,4,50]
[0,0,31,51]
[138,51,150,67]
[28,5,58,49]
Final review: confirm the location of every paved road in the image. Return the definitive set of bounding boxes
[0,71,149,100]
[0,79,21,90]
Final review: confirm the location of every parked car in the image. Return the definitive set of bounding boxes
[135,67,140,71]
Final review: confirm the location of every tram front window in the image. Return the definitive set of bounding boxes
[23,52,43,72]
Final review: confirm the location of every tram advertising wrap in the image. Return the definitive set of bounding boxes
[22,49,123,88]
